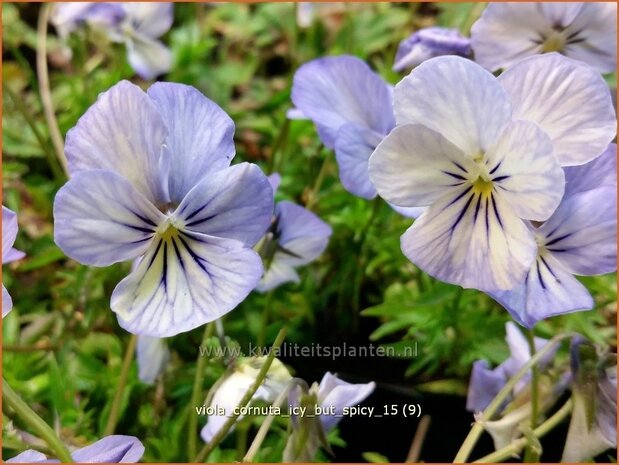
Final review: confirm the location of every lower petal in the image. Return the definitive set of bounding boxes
[112,232,263,337]
[70,435,145,463]
[2,285,12,318]
[489,253,594,329]
[401,187,536,292]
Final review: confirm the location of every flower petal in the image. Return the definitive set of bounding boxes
[71,435,145,463]
[6,450,48,463]
[562,2,617,73]
[499,53,616,166]
[54,170,166,266]
[485,120,564,221]
[291,56,394,148]
[147,82,235,203]
[369,124,476,208]
[65,80,170,204]
[490,253,593,329]
[333,124,383,199]
[113,232,263,337]
[137,335,170,384]
[466,360,506,412]
[401,186,536,292]
[122,2,173,38]
[126,36,172,80]
[394,56,512,156]
[2,206,19,262]
[393,27,471,71]
[255,260,300,293]
[564,143,617,197]
[538,186,617,276]
[470,3,553,71]
[174,163,273,247]
[2,285,13,318]
[317,373,375,432]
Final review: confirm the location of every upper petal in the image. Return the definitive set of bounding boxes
[122,2,173,38]
[485,120,564,221]
[126,36,172,80]
[470,3,554,71]
[564,143,617,197]
[53,170,166,266]
[2,206,19,262]
[65,80,170,205]
[538,186,617,276]
[394,56,512,157]
[291,55,395,148]
[70,435,145,463]
[489,252,594,329]
[401,186,537,292]
[113,232,263,337]
[334,124,382,199]
[369,124,477,208]
[499,53,616,166]
[147,82,235,204]
[174,163,273,247]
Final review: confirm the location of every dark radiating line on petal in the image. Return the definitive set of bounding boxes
[536,260,546,290]
[547,247,567,253]
[539,255,558,280]
[473,194,482,223]
[177,235,211,276]
[278,244,304,259]
[122,223,155,234]
[442,171,467,181]
[448,187,472,207]
[451,193,474,231]
[451,161,467,173]
[171,237,185,271]
[484,197,490,235]
[490,195,503,229]
[545,232,572,247]
[129,237,153,245]
[130,210,157,228]
[488,161,502,175]
[185,214,217,228]
[492,175,510,182]
[184,204,209,222]
[161,241,168,289]
[147,239,163,269]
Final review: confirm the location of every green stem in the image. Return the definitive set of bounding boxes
[188,323,215,460]
[453,332,575,463]
[2,378,73,462]
[36,3,69,177]
[257,291,274,348]
[305,146,328,211]
[352,198,382,313]
[195,327,288,462]
[103,334,137,436]
[474,400,573,463]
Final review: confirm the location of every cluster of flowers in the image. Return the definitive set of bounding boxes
[2,2,617,462]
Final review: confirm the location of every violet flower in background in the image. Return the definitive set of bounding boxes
[256,174,332,292]
[369,54,615,293]
[54,81,273,337]
[51,2,174,79]
[7,435,144,463]
[471,2,617,73]
[393,27,471,72]
[137,335,170,384]
[490,144,617,328]
[2,206,25,318]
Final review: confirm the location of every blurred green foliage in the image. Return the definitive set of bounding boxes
[2,2,616,462]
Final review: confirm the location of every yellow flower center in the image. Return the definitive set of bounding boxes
[541,31,566,53]
[472,177,494,197]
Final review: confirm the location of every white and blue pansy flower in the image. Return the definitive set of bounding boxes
[51,2,174,80]
[2,206,25,318]
[369,54,615,293]
[471,2,617,73]
[489,145,617,328]
[393,26,471,72]
[54,81,274,337]
[255,174,332,293]
[7,435,145,463]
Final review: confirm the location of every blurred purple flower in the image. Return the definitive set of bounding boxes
[471,2,617,73]
[2,206,25,318]
[369,54,615,292]
[489,144,617,328]
[51,2,174,79]
[54,81,273,337]
[393,27,471,72]
[7,435,144,463]
[255,174,332,292]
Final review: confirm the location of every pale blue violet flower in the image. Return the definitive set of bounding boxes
[369,54,615,292]
[471,2,617,73]
[53,81,273,337]
[489,144,617,328]
[2,206,25,318]
[7,435,144,463]
[393,27,471,72]
[137,335,170,384]
[256,174,332,292]
[51,2,174,79]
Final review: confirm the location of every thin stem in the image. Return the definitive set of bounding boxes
[406,415,431,463]
[305,146,328,211]
[453,332,575,463]
[188,323,215,460]
[2,378,73,462]
[352,198,382,313]
[195,327,288,462]
[257,291,274,348]
[37,3,69,177]
[474,400,573,463]
[103,334,138,436]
